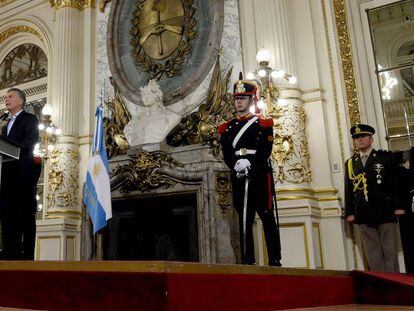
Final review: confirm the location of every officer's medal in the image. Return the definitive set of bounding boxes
[374,163,384,184]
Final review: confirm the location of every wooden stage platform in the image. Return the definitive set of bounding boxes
[0,261,410,310]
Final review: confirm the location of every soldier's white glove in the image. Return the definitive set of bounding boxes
[234,159,251,172]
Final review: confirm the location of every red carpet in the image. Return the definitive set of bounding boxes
[0,261,355,311]
[352,270,414,306]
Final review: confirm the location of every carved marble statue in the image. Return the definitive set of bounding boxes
[124,79,181,147]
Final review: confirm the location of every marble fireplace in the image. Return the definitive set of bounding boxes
[106,144,240,264]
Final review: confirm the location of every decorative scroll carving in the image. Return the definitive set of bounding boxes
[47,148,80,209]
[272,101,311,183]
[215,171,232,214]
[130,0,197,80]
[98,0,111,12]
[104,77,131,158]
[166,54,234,158]
[333,0,361,125]
[0,26,43,46]
[0,44,47,90]
[50,0,95,10]
[110,150,185,193]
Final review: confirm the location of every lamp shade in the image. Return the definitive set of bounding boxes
[41,103,53,116]
[256,48,271,63]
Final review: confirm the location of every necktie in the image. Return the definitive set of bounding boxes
[362,154,368,167]
[6,115,15,136]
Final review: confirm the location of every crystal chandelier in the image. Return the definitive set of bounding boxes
[246,48,297,115]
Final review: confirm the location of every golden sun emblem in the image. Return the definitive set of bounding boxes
[93,162,101,177]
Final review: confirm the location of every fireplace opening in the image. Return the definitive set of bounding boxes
[103,193,199,261]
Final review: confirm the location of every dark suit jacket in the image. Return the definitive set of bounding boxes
[0,110,39,212]
[344,149,398,225]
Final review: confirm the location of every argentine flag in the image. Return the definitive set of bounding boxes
[84,105,112,234]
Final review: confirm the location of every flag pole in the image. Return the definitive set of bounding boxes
[92,88,104,259]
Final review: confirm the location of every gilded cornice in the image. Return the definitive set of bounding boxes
[0,0,15,8]
[50,0,95,11]
[332,0,361,126]
[0,26,43,45]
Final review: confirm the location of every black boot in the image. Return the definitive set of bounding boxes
[269,259,282,267]
[242,257,255,265]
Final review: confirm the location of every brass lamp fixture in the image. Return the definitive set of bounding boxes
[34,103,61,160]
[246,48,297,115]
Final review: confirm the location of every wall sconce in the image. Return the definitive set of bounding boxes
[34,103,61,159]
[246,48,297,115]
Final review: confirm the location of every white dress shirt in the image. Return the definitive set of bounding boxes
[7,109,23,136]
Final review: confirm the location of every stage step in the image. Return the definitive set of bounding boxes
[2,262,413,310]
[285,305,414,310]
[353,270,414,306]
[0,261,354,311]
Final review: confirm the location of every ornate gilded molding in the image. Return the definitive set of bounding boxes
[46,148,80,215]
[0,26,43,46]
[98,0,111,12]
[0,0,15,7]
[110,150,185,193]
[50,0,95,11]
[332,0,361,126]
[130,0,197,80]
[271,99,311,184]
[215,171,232,214]
[321,0,345,163]
[104,78,131,158]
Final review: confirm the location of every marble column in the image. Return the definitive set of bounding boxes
[35,1,94,260]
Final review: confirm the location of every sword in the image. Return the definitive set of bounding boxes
[242,168,249,263]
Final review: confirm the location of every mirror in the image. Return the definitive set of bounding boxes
[368,0,414,150]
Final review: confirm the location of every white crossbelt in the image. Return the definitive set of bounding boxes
[232,116,258,149]
[235,149,256,156]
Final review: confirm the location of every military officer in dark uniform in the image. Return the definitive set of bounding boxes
[344,123,404,272]
[218,78,281,266]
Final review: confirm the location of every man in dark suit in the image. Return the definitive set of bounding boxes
[0,88,39,260]
[344,123,404,272]
[219,78,281,266]
[392,150,414,272]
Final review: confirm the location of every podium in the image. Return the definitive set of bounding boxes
[0,136,21,187]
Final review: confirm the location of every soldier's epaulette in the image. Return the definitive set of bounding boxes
[259,116,274,128]
[376,149,391,154]
[218,121,229,135]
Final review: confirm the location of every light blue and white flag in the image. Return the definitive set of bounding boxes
[84,105,112,234]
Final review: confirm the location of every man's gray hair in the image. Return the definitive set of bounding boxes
[7,88,26,106]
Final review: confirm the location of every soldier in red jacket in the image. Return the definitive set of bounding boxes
[219,78,281,266]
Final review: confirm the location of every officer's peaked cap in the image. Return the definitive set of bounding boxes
[350,123,375,138]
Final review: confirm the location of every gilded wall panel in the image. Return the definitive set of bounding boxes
[332,0,361,125]
[47,148,80,213]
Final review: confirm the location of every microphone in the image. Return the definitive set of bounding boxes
[0,111,9,122]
